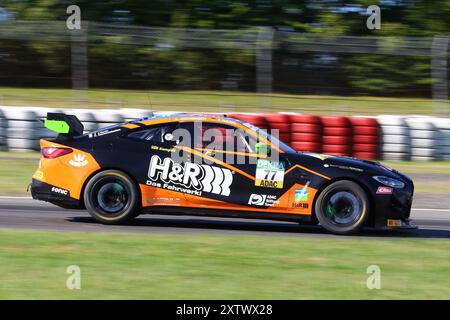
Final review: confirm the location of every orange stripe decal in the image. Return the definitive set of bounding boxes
[285,164,331,180]
[122,123,140,129]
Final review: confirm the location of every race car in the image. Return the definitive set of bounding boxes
[30,112,415,234]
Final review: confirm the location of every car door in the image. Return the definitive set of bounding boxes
[183,120,292,209]
[118,122,192,207]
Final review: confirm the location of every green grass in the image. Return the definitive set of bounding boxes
[381,161,450,174]
[0,159,37,195]
[0,151,40,159]
[0,87,448,116]
[0,229,449,299]
[0,156,449,195]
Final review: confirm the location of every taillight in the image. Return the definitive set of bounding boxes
[42,147,73,159]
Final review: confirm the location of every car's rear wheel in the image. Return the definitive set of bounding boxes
[84,170,140,224]
[314,180,369,234]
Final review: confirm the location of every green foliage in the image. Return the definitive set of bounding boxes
[1,1,448,97]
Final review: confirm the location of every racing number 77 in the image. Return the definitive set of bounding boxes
[264,170,276,181]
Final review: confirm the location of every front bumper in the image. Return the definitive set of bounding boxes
[30,178,81,209]
[373,179,415,228]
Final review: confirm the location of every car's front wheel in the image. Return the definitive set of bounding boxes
[84,170,140,224]
[314,180,369,234]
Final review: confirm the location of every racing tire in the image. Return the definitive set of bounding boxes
[289,114,321,124]
[264,113,290,123]
[353,144,378,153]
[320,116,350,127]
[352,126,379,136]
[353,135,379,144]
[353,152,378,160]
[291,132,321,142]
[315,180,370,234]
[290,141,321,152]
[267,122,291,132]
[322,135,351,145]
[322,144,351,154]
[84,170,141,224]
[322,127,351,136]
[291,123,322,133]
[349,117,379,127]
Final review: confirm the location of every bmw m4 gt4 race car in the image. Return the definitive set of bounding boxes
[30,113,415,235]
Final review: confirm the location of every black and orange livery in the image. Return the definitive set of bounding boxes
[31,113,415,234]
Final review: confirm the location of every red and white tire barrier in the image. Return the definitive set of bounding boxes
[1,106,450,161]
[349,117,380,160]
[321,116,352,157]
[289,114,322,153]
[264,113,291,144]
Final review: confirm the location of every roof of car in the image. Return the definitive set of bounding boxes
[125,113,248,127]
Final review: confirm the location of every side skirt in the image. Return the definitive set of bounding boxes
[141,206,313,224]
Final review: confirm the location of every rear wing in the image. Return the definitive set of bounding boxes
[43,113,84,138]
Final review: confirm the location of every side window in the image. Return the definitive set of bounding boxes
[126,123,180,144]
[193,122,259,153]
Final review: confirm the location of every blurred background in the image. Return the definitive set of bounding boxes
[0,0,449,161]
[0,0,448,114]
[1,2,450,301]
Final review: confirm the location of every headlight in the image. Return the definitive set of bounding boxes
[372,176,405,189]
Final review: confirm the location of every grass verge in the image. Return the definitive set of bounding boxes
[0,229,449,299]
[0,87,448,116]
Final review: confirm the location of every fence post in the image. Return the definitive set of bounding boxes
[256,27,274,111]
[71,21,89,106]
[431,36,449,116]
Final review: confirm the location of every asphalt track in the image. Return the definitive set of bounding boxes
[0,195,450,239]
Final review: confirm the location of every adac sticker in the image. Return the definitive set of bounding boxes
[255,159,285,189]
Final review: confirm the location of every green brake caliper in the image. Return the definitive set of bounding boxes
[325,203,335,218]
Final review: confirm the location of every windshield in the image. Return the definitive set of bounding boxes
[234,120,296,153]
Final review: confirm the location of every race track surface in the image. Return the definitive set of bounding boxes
[0,195,450,239]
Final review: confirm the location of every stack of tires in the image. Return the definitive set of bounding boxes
[430,117,450,160]
[2,107,40,151]
[264,113,291,145]
[378,115,411,160]
[92,109,125,130]
[349,117,380,160]
[320,116,352,156]
[406,116,439,161]
[228,113,269,131]
[289,114,322,153]
[0,109,6,150]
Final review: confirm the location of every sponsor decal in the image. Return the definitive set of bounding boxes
[376,186,393,194]
[69,154,88,167]
[89,128,121,138]
[145,196,181,205]
[151,145,175,153]
[146,155,233,196]
[255,159,285,189]
[248,194,279,207]
[51,186,69,196]
[324,164,364,172]
[292,182,310,209]
[387,219,401,227]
